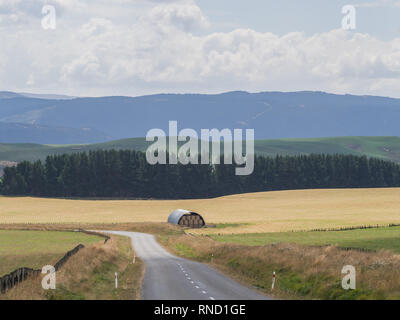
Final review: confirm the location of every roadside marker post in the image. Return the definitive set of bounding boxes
[272,272,276,290]
[115,272,118,289]
[133,254,136,264]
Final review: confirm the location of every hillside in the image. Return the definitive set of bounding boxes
[1,91,400,144]
[0,136,399,163]
[0,91,74,100]
[0,122,113,144]
[255,136,400,162]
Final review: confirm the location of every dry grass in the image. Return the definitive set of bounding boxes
[160,233,400,299]
[1,188,400,234]
[212,226,400,253]
[0,222,183,236]
[1,235,144,300]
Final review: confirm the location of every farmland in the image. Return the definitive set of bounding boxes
[1,234,144,300]
[0,188,399,234]
[212,226,400,253]
[1,187,400,300]
[1,136,400,163]
[162,230,400,299]
[0,230,101,277]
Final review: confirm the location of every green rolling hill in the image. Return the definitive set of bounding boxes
[0,136,400,164]
[254,136,400,161]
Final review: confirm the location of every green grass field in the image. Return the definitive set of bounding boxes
[0,230,102,277]
[0,138,149,162]
[211,226,400,253]
[1,136,400,162]
[255,136,400,162]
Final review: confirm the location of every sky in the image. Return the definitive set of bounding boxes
[0,0,400,97]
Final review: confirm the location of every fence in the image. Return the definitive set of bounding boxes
[0,229,111,295]
[0,244,85,294]
[0,268,41,294]
[80,230,110,244]
[54,244,85,271]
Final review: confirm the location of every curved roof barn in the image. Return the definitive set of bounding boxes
[168,209,205,228]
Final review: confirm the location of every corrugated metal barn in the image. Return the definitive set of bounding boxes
[168,209,206,228]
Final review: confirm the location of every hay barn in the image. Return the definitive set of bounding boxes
[168,209,206,228]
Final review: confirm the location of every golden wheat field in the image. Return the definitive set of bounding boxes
[1,188,400,234]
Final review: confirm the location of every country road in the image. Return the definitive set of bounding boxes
[99,231,271,300]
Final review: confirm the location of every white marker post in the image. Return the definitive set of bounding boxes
[272,272,276,290]
[115,272,118,289]
[133,254,136,264]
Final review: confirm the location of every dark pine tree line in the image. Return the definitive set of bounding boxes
[0,150,400,199]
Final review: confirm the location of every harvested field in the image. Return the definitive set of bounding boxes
[0,188,399,234]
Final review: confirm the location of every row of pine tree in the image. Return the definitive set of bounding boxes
[1,150,400,198]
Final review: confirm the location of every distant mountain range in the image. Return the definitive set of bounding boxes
[0,91,75,100]
[0,122,112,144]
[1,90,400,144]
[1,136,400,163]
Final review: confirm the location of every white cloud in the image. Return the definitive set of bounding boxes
[1,0,400,97]
[147,2,210,32]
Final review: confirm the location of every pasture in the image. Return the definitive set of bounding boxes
[212,226,400,253]
[0,188,399,234]
[1,136,400,163]
[0,230,101,277]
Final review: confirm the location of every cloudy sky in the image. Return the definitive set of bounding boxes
[1,0,400,97]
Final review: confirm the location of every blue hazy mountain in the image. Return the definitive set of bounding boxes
[0,122,113,144]
[0,91,399,144]
[0,91,75,100]
[0,91,23,99]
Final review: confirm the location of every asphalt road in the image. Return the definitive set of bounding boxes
[100,230,271,300]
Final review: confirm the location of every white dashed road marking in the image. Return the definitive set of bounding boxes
[179,263,216,300]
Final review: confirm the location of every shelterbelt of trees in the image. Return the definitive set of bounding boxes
[1,150,400,199]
